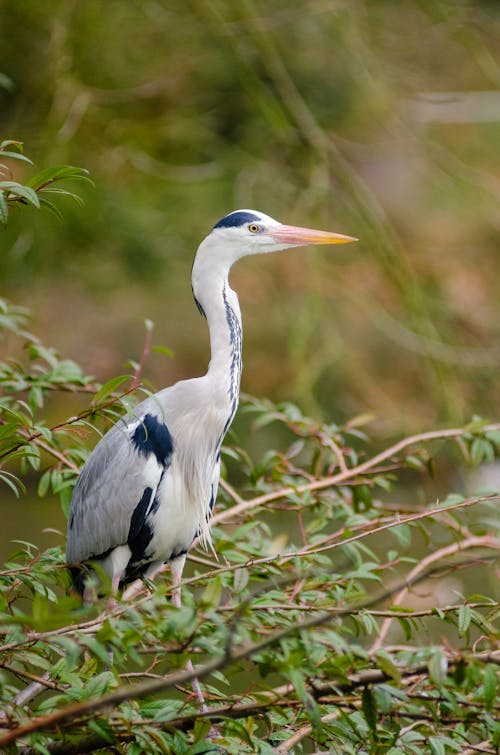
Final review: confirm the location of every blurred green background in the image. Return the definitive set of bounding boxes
[1,0,499,436]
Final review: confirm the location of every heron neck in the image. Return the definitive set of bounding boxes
[191,255,243,417]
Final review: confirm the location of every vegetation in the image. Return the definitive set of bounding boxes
[1,2,499,752]
[0,152,498,754]
[1,0,499,430]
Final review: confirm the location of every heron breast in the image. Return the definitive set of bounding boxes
[147,467,199,561]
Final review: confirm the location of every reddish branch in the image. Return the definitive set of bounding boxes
[212,422,500,525]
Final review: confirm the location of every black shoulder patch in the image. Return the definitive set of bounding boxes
[132,414,173,467]
[213,210,261,230]
[128,486,154,562]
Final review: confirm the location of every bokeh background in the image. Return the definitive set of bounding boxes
[1,1,499,554]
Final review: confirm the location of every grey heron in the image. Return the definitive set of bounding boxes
[67,209,356,603]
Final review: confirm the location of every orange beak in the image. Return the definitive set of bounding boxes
[268,224,357,246]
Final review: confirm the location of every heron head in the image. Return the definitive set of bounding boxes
[207,209,357,263]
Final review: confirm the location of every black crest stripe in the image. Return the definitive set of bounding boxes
[213,211,261,230]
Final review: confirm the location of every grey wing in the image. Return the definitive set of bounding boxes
[66,408,172,564]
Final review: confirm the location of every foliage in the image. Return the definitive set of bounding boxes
[1,1,500,430]
[1,10,500,743]
[0,141,92,225]
[0,286,499,751]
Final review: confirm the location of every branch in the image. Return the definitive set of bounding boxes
[16,650,500,755]
[130,322,154,390]
[212,423,500,525]
[1,498,496,657]
[1,559,498,748]
[371,534,500,651]
[0,385,138,466]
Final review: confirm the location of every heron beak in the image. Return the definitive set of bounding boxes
[269,224,357,246]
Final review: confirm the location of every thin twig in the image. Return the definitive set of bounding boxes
[370,534,500,652]
[275,710,340,754]
[130,323,154,390]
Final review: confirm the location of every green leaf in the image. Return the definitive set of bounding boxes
[233,567,249,594]
[201,575,222,608]
[453,659,466,686]
[406,454,425,471]
[82,636,113,666]
[27,164,93,189]
[374,650,402,682]
[0,190,8,224]
[0,181,40,207]
[38,186,85,206]
[152,344,174,357]
[0,150,33,164]
[362,686,378,735]
[92,375,130,405]
[429,738,446,755]
[88,719,115,745]
[38,470,51,498]
[471,437,495,466]
[483,664,498,709]
[428,648,448,685]
[38,196,64,221]
[458,604,471,637]
[485,429,500,450]
[352,484,373,512]
[0,470,25,497]
[0,74,14,91]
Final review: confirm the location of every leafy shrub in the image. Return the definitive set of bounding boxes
[0,146,498,754]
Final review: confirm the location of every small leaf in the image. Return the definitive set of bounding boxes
[458,604,471,637]
[429,737,446,755]
[82,636,113,665]
[0,150,33,164]
[201,575,222,608]
[453,659,466,686]
[39,186,85,206]
[38,196,64,221]
[375,650,402,683]
[0,74,14,91]
[406,454,424,471]
[0,190,8,224]
[92,375,130,405]
[485,429,500,450]
[88,719,115,745]
[0,181,40,207]
[352,484,373,512]
[233,567,249,594]
[362,686,378,735]
[471,438,495,466]
[152,345,173,357]
[428,648,448,685]
[27,164,93,189]
[38,470,51,498]
[483,665,498,709]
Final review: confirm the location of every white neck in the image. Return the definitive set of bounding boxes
[191,242,243,427]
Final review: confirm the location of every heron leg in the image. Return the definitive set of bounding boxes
[169,553,187,609]
[169,554,208,713]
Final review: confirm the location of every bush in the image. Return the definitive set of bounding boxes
[0,146,498,754]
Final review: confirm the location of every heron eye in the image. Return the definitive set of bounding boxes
[248,223,260,233]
